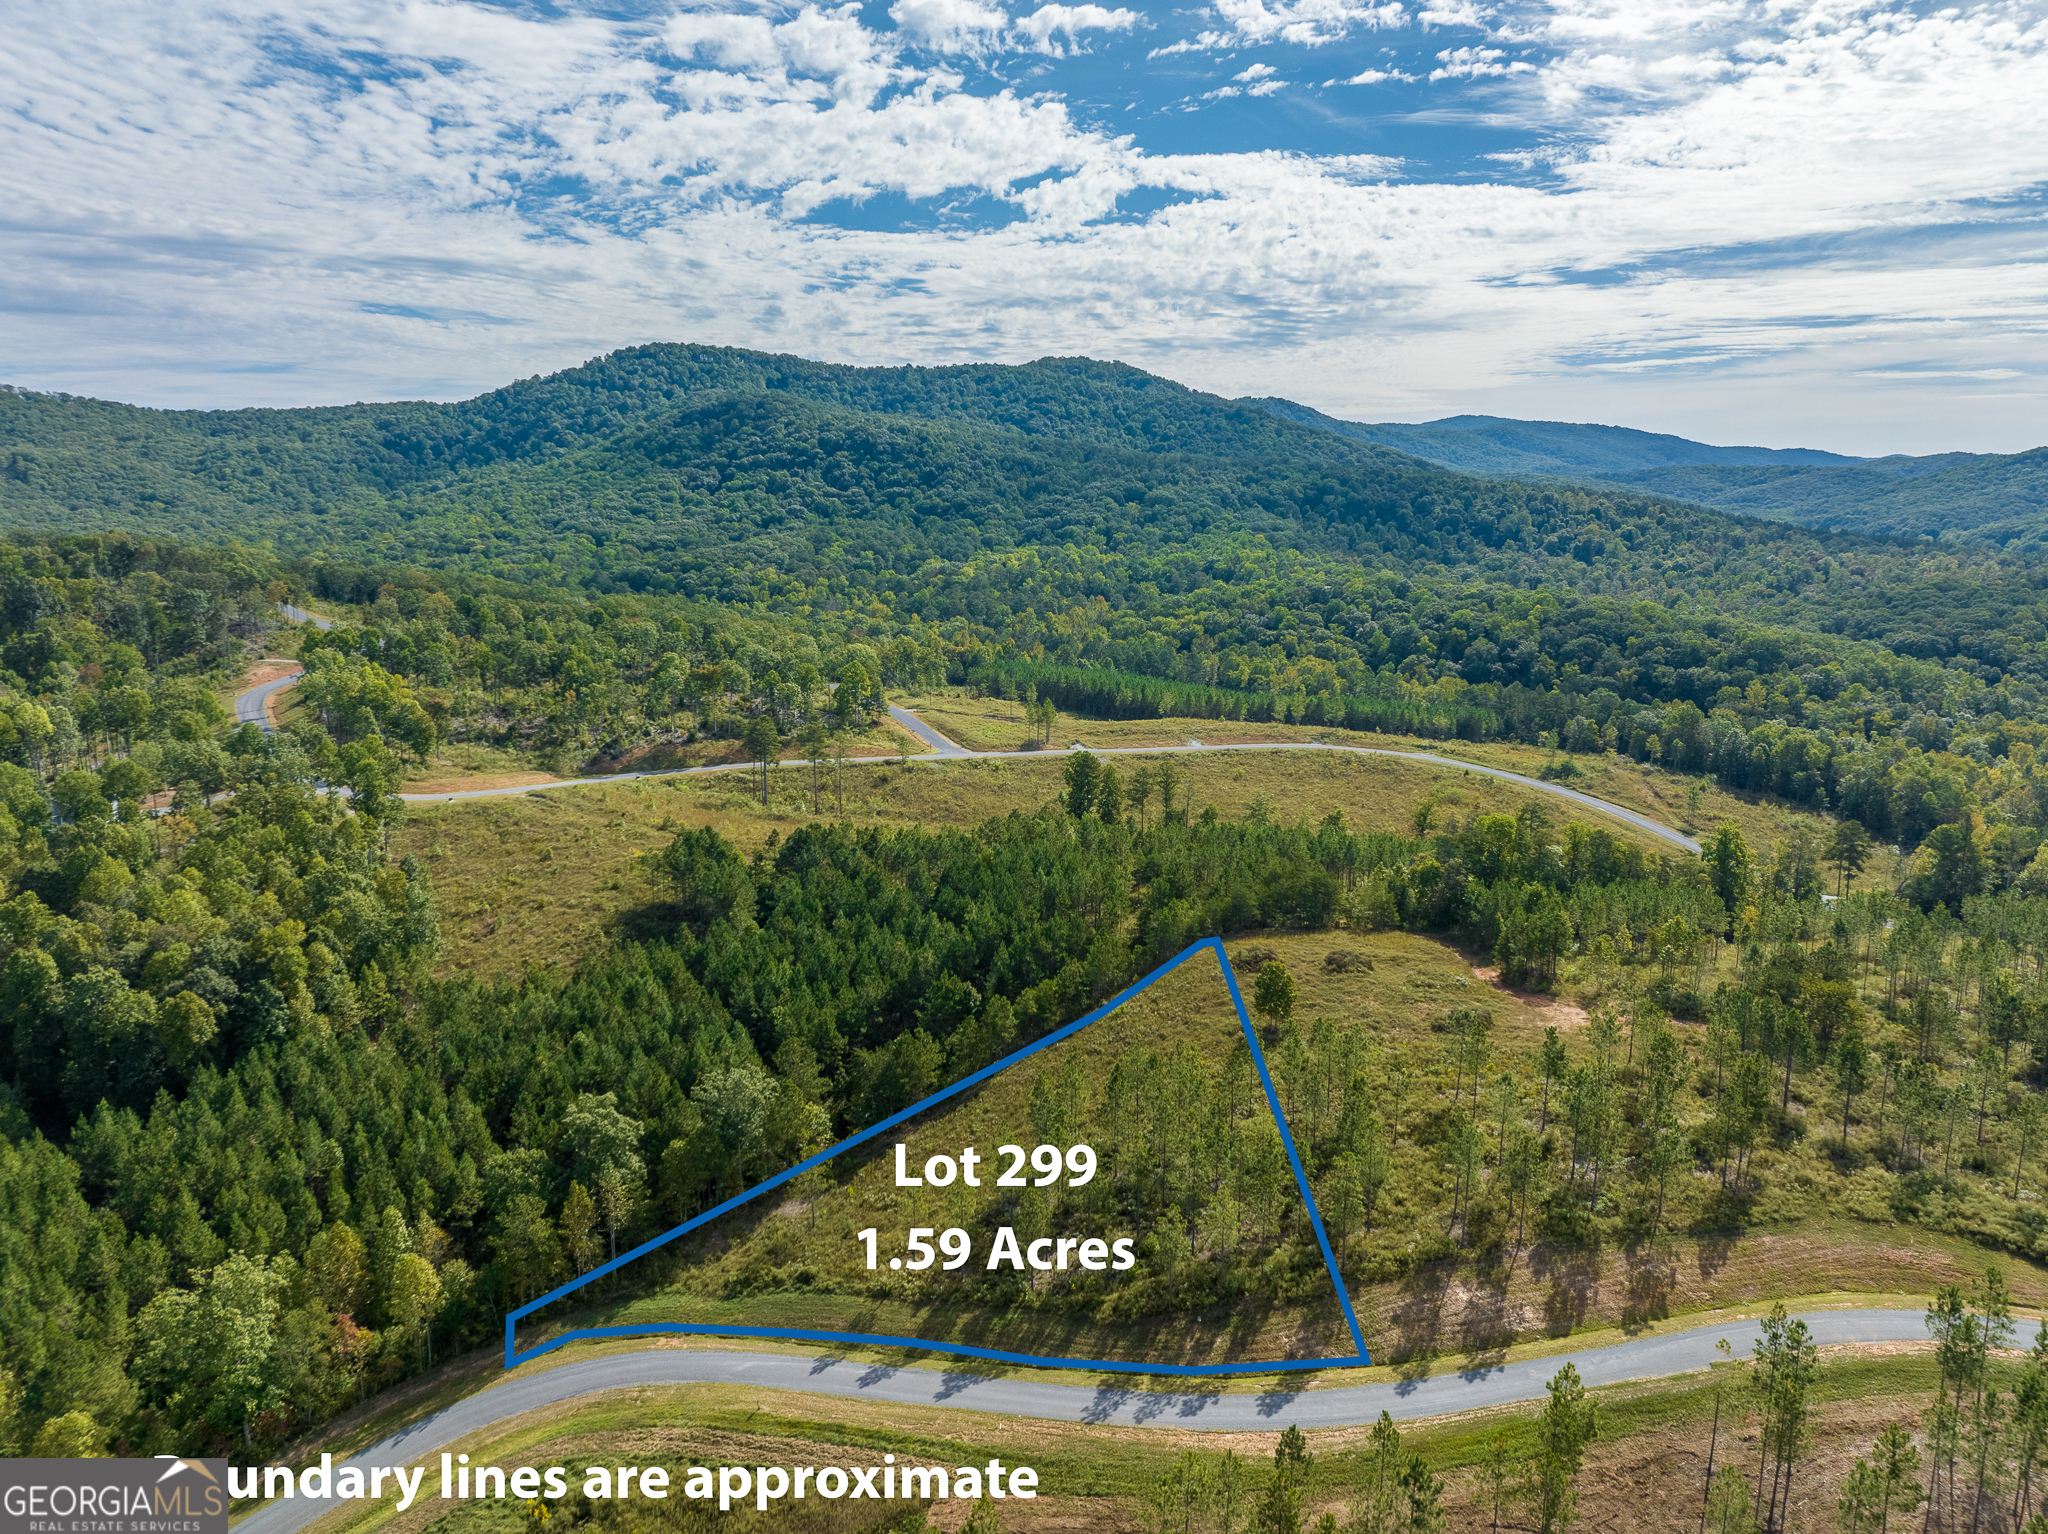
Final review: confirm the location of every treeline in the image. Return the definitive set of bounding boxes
[6,527,2031,877]
[289,573,940,770]
[276,549,2048,867]
[964,658,1495,740]
[281,543,2048,862]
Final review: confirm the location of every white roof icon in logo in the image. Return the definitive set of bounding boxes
[154,1460,220,1485]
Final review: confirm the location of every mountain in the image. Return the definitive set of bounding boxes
[1249,399,2048,546]
[1242,401,1864,476]
[7,344,2048,685]
[1,346,1837,597]
[1592,449,2048,543]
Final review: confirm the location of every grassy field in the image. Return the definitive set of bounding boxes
[893,689,1846,867]
[398,740,1716,981]
[394,677,1859,983]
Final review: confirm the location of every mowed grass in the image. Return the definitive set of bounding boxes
[401,747,1690,981]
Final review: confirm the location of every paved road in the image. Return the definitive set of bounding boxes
[236,1309,1922,1534]
[236,670,305,735]
[280,603,334,631]
[888,702,973,757]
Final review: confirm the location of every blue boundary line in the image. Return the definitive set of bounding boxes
[507,938,1372,1374]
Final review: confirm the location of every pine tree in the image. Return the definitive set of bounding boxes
[1531,1363,1596,1532]
[559,1182,599,1274]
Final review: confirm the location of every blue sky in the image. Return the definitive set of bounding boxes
[3,0,2046,453]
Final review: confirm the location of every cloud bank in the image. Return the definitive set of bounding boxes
[1,0,2044,451]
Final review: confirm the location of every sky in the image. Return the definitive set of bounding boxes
[3,0,2046,454]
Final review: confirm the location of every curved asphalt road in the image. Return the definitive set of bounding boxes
[237,1309,1923,1534]
[237,670,305,735]
[229,608,333,736]
[281,603,334,631]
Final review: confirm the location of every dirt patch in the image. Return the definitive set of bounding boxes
[405,771,563,796]
[239,658,303,689]
[1472,965,1590,1029]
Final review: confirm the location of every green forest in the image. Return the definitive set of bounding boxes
[4,345,2048,1527]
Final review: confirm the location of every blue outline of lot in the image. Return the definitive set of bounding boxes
[506,937,1373,1375]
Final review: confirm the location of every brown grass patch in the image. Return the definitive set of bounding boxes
[406,772,563,796]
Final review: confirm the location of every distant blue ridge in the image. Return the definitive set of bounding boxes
[1245,398,1867,474]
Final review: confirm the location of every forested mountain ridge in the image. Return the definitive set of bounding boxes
[0,346,2029,592]
[1242,401,1867,475]
[1595,447,2048,544]
[0,349,1377,536]
[1253,397,2048,547]
[10,346,2048,690]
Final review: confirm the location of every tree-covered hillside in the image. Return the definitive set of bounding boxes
[13,348,2048,1480]
[1251,398,2048,548]
[0,346,2040,615]
[1244,402,1865,474]
[11,348,2048,729]
[1594,448,2048,545]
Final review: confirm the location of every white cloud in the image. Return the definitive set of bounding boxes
[1335,65,1418,81]
[1211,0,1409,46]
[889,0,1009,54]
[2,0,2047,452]
[1234,61,1280,78]
[1147,30,1236,56]
[1417,0,1491,27]
[1858,369,2026,380]
[1428,45,1536,78]
[1013,3,1142,54]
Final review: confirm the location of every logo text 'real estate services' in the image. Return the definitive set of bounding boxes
[1,1458,228,1534]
